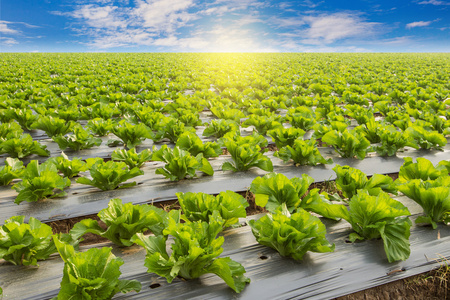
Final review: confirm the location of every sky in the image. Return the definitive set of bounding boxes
[1,0,449,52]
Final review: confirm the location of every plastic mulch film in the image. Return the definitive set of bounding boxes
[1,149,449,224]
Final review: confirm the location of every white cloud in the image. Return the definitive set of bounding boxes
[0,37,19,45]
[418,0,450,5]
[299,0,324,9]
[70,5,128,28]
[377,36,413,45]
[406,21,433,29]
[133,0,197,32]
[0,21,20,35]
[270,17,305,28]
[301,13,380,44]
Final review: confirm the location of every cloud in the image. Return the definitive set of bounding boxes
[0,37,19,45]
[406,20,433,29]
[418,0,450,5]
[299,0,324,8]
[270,17,305,28]
[133,0,197,32]
[377,36,413,45]
[70,5,128,29]
[0,21,20,35]
[300,13,380,44]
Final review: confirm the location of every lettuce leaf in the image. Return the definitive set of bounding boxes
[53,237,141,299]
[275,139,333,166]
[250,172,348,220]
[334,165,397,200]
[249,208,335,261]
[0,216,77,266]
[343,191,411,263]
[46,152,88,178]
[0,134,50,158]
[0,157,25,185]
[111,121,151,149]
[70,198,171,247]
[176,191,248,228]
[397,157,448,183]
[222,139,273,172]
[152,145,214,181]
[267,127,305,149]
[397,179,450,229]
[176,131,222,158]
[322,130,370,159]
[12,160,71,204]
[131,216,250,293]
[111,147,152,169]
[76,159,143,190]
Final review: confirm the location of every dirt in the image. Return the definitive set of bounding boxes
[335,266,450,300]
[48,214,109,245]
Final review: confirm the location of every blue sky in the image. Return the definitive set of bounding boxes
[1,0,449,52]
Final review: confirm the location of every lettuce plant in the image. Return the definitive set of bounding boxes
[0,216,64,266]
[219,131,268,148]
[0,134,50,158]
[395,158,450,228]
[12,160,71,204]
[222,139,273,172]
[285,107,316,131]
[242,114,283,135]
[171,109,202,127]
[53,237,141,300]
[176,131,222,158]
[86,117,114,136]
[397,179,450,229]
[404,125,447,150]
[203,119,240,138]
[397,157,448,183]
[151,145,214,181]
[322,130,370,159]
[0,157,25,185]
[53,125,102,151]
[111,120,151,148]
[6,108,38,130]
[250,172,347,220]
[345,104,374,125]
[47,152,88,178]
[76,158,143,190]
[131,216,250,293]
[0,122,23,141]
[176,190,249,228]
[151,117,194,143]
[374,127,419,156]
[267,127,305,149]
[210,106,245,123]
[333,165,397,200]
[111,147,152,168]
[71,198,172,247]
[311,121,348,140]
[340,191,411,263]
[275,139,332,166]
[249,207,335,261]
[31,116,74,138]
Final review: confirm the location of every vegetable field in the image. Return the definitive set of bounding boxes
[1,53,450,299]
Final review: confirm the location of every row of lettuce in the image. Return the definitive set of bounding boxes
[1,92,449,161]
[1,157,450,298]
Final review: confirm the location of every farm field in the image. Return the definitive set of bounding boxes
[1,53,450,299]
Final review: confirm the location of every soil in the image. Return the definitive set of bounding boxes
[48,214,109,245]
[335,266,449,300]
